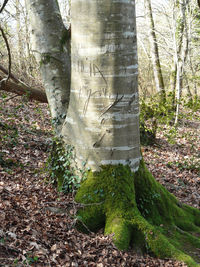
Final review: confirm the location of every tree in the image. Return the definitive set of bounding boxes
[15,0,23,69]
[144,0,166,101]
[26,0,200,266]
[173,0,189,124]
[26,0,71,134]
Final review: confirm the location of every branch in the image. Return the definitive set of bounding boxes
[0,26,11,82]
[0,73,48,103]
[0,0,9,13]
[0,64,18,83]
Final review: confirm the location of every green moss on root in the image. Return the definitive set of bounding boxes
[75,160,200,267]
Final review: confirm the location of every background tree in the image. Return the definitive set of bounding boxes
[144,0,165,101]
[173,0,189,124]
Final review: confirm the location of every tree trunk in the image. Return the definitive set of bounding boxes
[15,0,23,69]
[198,0,200,9]
[26,0,71,133]
[144,0,165,101]
[62,0,141,171]
[27,1,200,266]
[174,0,189,125]
[68,2,200,265]
[171,0,185,108]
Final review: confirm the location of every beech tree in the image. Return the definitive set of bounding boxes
[26,0,200,266]
[144,0,165,101]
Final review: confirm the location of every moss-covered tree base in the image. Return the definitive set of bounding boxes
[75,160,200,267]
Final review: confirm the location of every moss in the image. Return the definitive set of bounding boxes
[134,160,200,231]
[75,160,200,267]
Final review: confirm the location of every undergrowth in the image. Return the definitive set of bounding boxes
[46,137,87,193]
[140,93,200,146]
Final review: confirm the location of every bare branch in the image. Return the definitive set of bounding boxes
[0,0,9,13]
[0,64,18,83]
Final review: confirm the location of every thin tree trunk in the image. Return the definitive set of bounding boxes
[24,0,32,65]
[171,0,185,107]
[15,0,23,69]
[174,0,189,125]
[185,76,193,100]
[145,0,165,101]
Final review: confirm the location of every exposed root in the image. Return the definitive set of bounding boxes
[75,160,200,267]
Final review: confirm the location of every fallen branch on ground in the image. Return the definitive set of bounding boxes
[0,73,47,103]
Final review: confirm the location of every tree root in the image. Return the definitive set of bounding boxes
[75,160,200,267]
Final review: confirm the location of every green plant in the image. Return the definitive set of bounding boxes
[164,126,177,144]
[137,191,161,217]
[24,252,38,265]
[47,137,86,193]
[140,92,175,145]
[0,237,5,244]
[167,158,200,174]
[177,158,200,172]
[184,95,200,112]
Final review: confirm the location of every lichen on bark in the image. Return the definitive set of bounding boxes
[75,160,200,267]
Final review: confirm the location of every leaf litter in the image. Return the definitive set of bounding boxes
[0,92,199,266]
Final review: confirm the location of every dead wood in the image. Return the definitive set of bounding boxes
[0,73,47,103]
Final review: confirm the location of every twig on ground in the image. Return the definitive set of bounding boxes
[3,94,20,102]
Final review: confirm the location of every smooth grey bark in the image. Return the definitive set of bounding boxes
[26,0,71,133]
[62,0,141,172]
[26,0,141,172]
[16,0,23,69]
[174,0,189,125]
[144,0,165,99]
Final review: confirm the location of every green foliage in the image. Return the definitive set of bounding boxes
[13,252,38,266]
[164,126,177,144]
[140,92,175,145]
[47,137,86,193]
[40,53,51,65]
[0,120,21,172]
[167,157,200,174]
[184,96,200,112]
[24,252,38,265]
[137,191,161,218]
[0,237,5,244]
[60,27,71,52]
[52,114,66,127]
[0,152,18,168]
[0,121,19,147]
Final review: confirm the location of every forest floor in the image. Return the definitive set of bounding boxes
[0,92,199,267]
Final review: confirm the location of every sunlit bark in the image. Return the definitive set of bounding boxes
[144,0,165,100]
[26,0,71,132]
[62,0,141,171]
